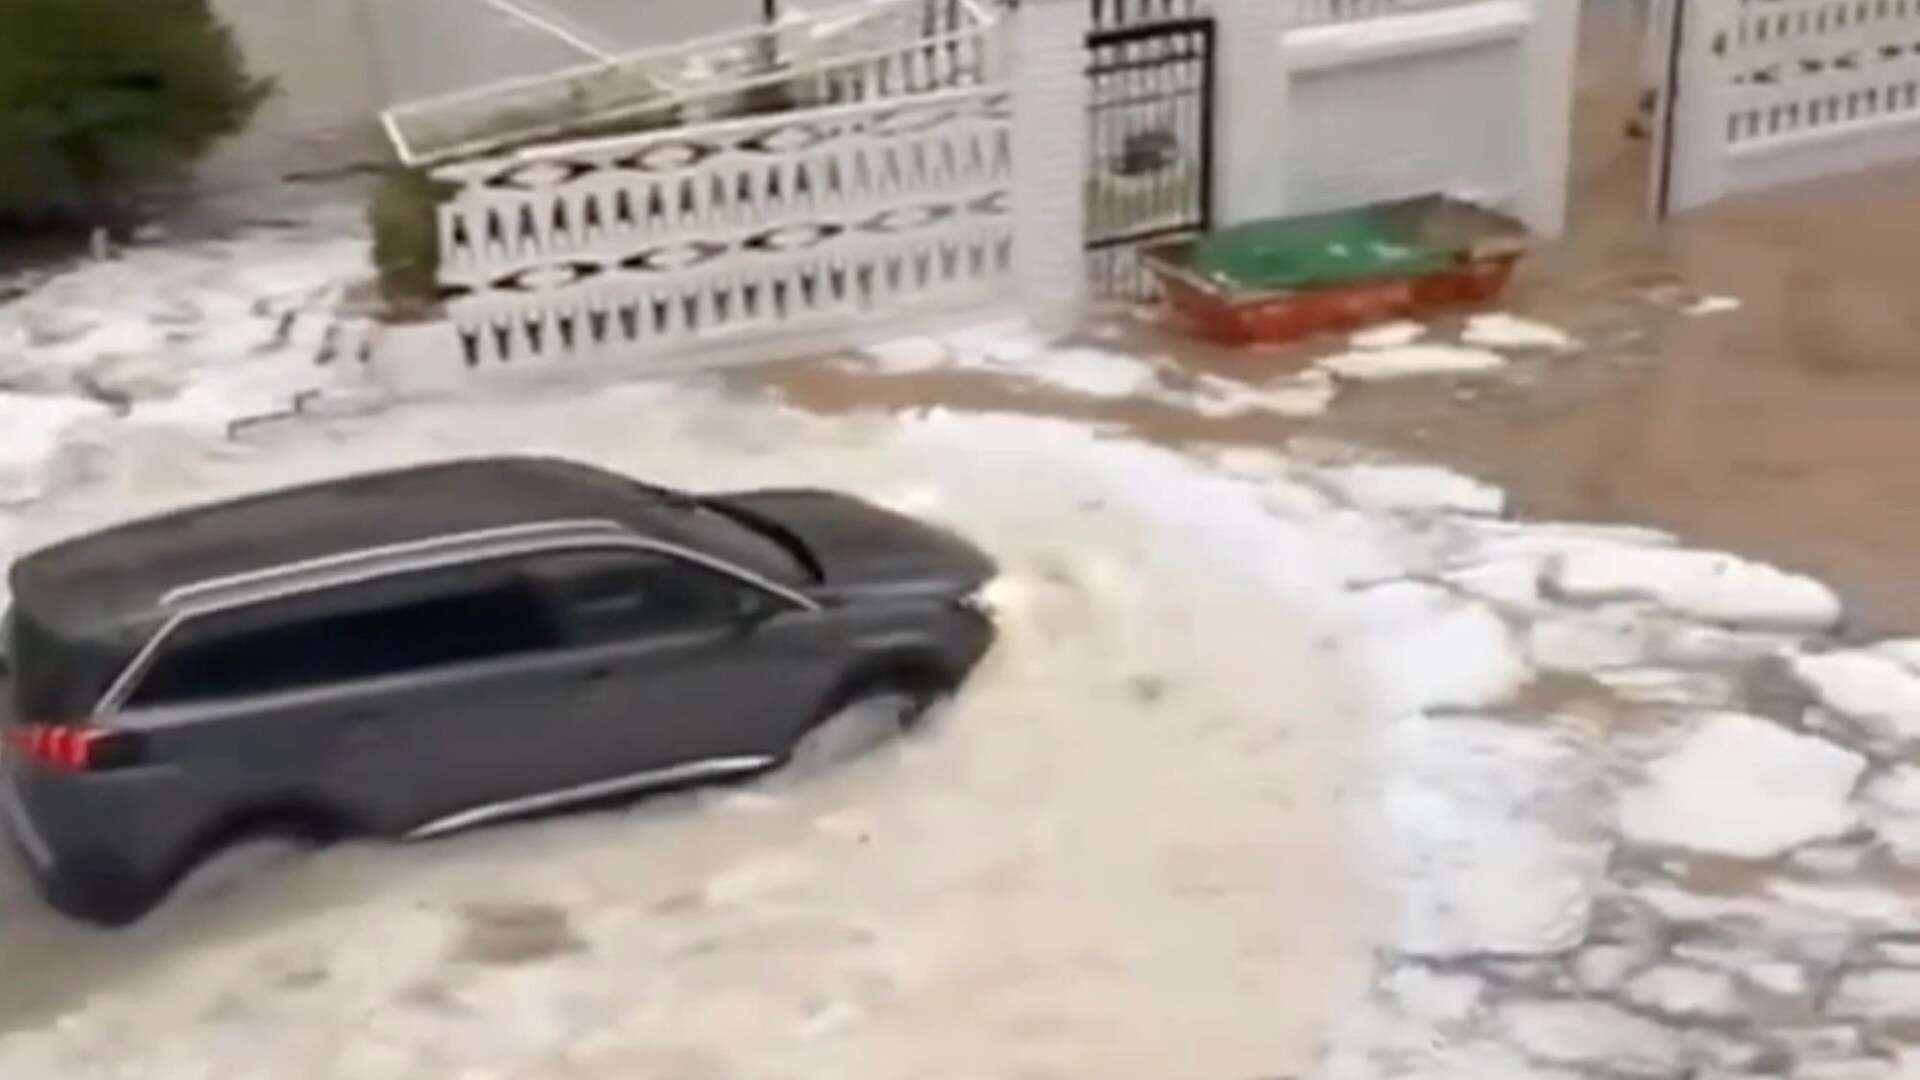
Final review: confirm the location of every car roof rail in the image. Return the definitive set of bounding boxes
[158,518,634,612]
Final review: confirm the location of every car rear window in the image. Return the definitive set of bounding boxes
[126,562,562,707]
[3,605,130,720]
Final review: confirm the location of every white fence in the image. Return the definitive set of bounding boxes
[1213,0,1577,236]
[1660,0,1920,212]
[432,86,1016,370]
[354,0,1583,384]
[344,0,1138,389]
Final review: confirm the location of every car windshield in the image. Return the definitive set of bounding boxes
[630,482,820,584]
[693,499,824,583]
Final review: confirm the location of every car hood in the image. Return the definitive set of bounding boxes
[716,490,996,601]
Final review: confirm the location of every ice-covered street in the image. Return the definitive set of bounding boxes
[8,225,1920,1078]
[0,372,1392,1079]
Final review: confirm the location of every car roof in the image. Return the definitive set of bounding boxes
[7,456,796,640]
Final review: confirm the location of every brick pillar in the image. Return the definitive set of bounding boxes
[1010,0,1091,337]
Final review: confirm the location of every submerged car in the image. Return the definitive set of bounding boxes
[0,456,996,923]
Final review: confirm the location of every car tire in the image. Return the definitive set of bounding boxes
[162,834,317,914]
[46,854,160,928]
[786,683,942,778]
[178,826,312,895]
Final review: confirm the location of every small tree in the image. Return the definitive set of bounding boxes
[0,0,273,226]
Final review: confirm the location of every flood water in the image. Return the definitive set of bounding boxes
[0,388,1380,1080]
[1315,4,1920,637]
[777,1,1920,638]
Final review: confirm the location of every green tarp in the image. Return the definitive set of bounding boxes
[1189,209,1453,291]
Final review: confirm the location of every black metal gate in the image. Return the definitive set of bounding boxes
[1085,2,1216,301]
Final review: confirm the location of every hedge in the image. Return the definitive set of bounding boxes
[0,0,272,225]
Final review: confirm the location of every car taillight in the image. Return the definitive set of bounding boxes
[4,724,143,772]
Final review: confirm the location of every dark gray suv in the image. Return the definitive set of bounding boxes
[0,457,996,924]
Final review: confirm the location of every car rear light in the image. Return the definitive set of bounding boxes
[4,724,144,772]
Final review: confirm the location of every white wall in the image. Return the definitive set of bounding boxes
[1212,0,1577,237]
[205,0,771,182]
[369,0,596,105]
[204,0,391,185]
[1014,0,1092,334]
[532,0,765,50]
[372,0,770,102]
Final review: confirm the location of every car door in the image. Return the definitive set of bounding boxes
[120,561,597,835]
[523,548,838,785]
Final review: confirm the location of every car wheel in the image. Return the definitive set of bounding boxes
[47,854,158,927]
[786,686,937,777]
[160,834,316,915]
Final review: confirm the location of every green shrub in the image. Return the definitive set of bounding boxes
[369,168,458,312]
[0,0,272,225]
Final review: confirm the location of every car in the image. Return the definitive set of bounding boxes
[0,456,997,924]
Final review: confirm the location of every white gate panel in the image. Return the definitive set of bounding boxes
[1663,0,1920,213]
[1281,9,1528,215]
[1213,0,1577,236]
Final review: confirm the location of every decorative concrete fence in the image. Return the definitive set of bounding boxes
[431,85,1017,369]
[1658,0,1920,213]
[364,0,1095,387]
[352,0,1584,386]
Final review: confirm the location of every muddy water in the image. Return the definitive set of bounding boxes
[1324,165,1920,637]
[781,2,1920,637]
[1312,4,1920,637]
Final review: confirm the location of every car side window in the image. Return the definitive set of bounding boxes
[125,564,560,707]
[528,549,777,646]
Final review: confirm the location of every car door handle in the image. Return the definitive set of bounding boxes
[583,665,614,683]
